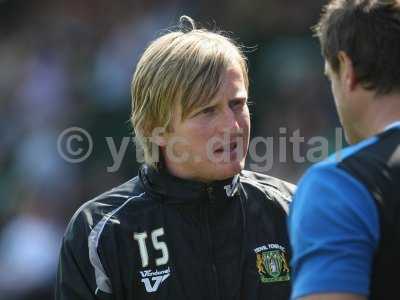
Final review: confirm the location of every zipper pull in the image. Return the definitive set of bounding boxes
[207,186,214,203]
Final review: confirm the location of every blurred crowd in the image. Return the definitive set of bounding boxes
[0,0,341,299]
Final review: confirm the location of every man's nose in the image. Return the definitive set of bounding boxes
[218,107,240,132]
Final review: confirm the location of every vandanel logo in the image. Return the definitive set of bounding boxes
[139,267,171,293]
[254,243,290,283]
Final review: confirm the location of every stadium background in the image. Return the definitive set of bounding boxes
[0,0,342,299]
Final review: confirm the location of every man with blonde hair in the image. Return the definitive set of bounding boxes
[56,17,293,300]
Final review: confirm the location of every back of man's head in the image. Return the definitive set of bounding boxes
[314,0,400,95]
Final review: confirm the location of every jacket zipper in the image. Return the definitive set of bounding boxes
[205,186,220,300]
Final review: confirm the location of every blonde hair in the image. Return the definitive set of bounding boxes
[130,16,249,168]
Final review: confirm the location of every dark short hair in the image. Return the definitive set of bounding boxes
[314,0,400,94]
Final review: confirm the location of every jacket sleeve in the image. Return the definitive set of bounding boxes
[55,211,113,300]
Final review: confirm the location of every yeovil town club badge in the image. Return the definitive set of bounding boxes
[254,243,290,283]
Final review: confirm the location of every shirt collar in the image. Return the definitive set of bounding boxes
[384,121,400,132]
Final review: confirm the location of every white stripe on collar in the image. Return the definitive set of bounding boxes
[224,174,240,197]
[384,121,400,131]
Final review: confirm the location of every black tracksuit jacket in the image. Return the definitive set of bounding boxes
[56,165,294,300]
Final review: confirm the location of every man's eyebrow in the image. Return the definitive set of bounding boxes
[229,96,247,102]
[200,102,217,109]
[194,96,248,111]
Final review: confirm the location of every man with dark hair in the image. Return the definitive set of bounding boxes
[288,0,400,299]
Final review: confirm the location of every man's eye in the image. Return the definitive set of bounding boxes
[230,100,245,110]
[201,107,215,114]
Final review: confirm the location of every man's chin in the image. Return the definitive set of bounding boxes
[214,160,245,179]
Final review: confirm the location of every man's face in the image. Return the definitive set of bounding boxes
[161,63,250,182]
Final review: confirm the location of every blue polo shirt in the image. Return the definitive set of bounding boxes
[288,134,386,299]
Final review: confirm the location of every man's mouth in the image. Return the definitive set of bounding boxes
[214,141,238,154]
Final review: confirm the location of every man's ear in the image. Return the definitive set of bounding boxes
[150,127,168,147]
[337,51,357,91]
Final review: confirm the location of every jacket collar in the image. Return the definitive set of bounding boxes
[139,164,241,203]
[384,121,400,132]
